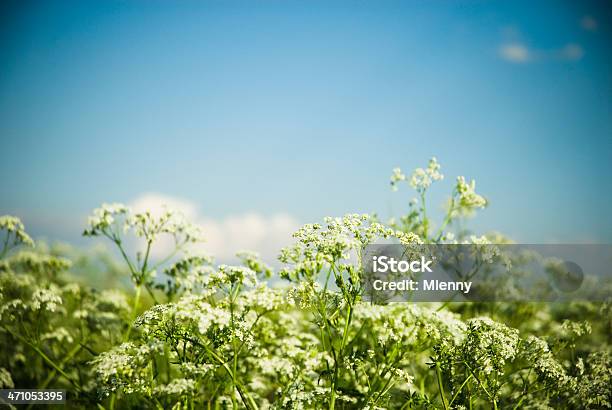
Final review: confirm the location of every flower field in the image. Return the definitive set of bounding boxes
[0,159,610,409]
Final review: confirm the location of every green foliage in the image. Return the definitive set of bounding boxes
[0,159,609,409]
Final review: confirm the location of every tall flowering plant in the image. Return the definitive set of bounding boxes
[0,158,609,409]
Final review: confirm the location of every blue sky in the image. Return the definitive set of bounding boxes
[0,0,611,255]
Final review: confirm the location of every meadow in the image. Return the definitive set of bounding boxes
[0,158,609,409]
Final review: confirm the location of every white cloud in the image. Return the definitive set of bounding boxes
[129,193,199,220]
[199,212,298,261]
[499,43,530,63]
[580,16,598,31]
[498,42,584,64]
[127,193,300,264]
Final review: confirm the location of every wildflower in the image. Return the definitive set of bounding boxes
[9,251,71,276]
[409,157,444,192]
[0,216,34,256]
[280,213,410,283]
[153,378,196,396]
[258,357,296,378]
[91,341,163,395]
[83,203,130,237]
[31,287,63,312]
[392,368,414,385]
[571,351,612,408]
[455,176,487,212]
[203,264,258,288]
[179,363,214,378]
[521,336,568,385]
[390,167,407,191]
[242,285,284,311]
[237,250,273,278]
[397,231,424,247]
[461,317,519,375]
[288,281,323,309]
[0,215,34,246]
[128,208,204,244]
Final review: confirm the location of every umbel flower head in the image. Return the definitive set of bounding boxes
[390,157,443,193]
[83,202,205,286]
[83,202,203,244]
[389,157,489,241]
[278,213,421,282]
[455,176,487,213]
[0,215,34,257]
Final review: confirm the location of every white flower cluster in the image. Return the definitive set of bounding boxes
[0,215,34,255]
[521,335,567,384]
[136,294,232,337]
[241,285,285,312]
[84,203,205,287]
[9,251,71,276]
[455,176,487,212]
[389,167,406,191]
[83,202,204,247]
[389,158,490,242]
[83,203,130,236]
[353,302,466,349]
[153,378,196,396]
[31,287,63,312]
[237,250,273,278]
[179,362,214,378]
[461,317,519,375]
[280,213,420,282]
[129,209,204,244]
[571,352,612,408]
[390,157,443,193]
[162,255,215,296]
[2,156,608,410]
[203,264,258,289]
[287,281,325,309]
[91,341,163,395]
[258,356,296,378]
[411,157,444,192]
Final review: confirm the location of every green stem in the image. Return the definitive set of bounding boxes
[370,375,396,407]
[124,284,142,340]
[38,342,84,389]
[449,374,473,406]
[144,283,160,305]
[465,361,493,400]
[420,192,429,239]
[141,240,152,274]
[435,197,456,241]
[2,326,81,391]
[105,233,137,277]
[435,362,449,410]
[1,231,11,258]
[330,299,354,410]
[339,304,353,354]
[204,345,258,410]
[230,284,238,410]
